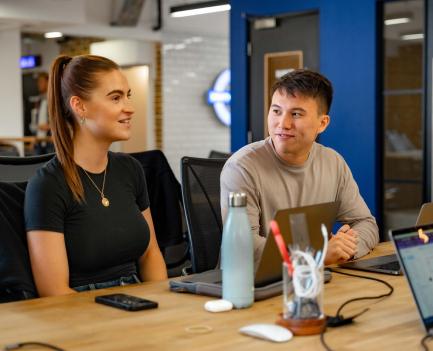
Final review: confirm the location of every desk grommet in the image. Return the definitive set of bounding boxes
[184,325,213,334]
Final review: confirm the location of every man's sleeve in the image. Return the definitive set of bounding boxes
[220,159,266,265]
[336,158,379,258]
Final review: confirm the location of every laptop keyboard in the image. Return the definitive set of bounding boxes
[376,261,401,271]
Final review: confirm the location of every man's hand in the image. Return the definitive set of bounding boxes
[324,224,358,265]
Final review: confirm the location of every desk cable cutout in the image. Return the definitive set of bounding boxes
[319,268,394,351]
[3,342,65,351]
[184,325,213,334]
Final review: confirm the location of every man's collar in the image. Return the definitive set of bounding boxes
[267,137,315,168]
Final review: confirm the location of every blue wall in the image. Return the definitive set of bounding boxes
[230,0,379,216]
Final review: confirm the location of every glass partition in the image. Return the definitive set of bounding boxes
[382,0,425,235]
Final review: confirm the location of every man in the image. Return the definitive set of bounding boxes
[30,72,53,154]
[30,72,49,135]
[220,69,378,266]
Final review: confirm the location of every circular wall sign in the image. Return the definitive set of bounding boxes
[207,69,231,126]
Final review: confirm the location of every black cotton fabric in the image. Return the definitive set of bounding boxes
[24,152,150,288]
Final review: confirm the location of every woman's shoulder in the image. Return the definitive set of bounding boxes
[28,156,65,187]
[25,156,70,205]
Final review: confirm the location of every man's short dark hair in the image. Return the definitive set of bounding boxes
[271,69,333,115]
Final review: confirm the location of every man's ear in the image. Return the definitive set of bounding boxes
[318,114,330,134]
[69,96,86,119]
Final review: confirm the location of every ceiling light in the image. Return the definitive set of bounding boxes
[384,17,410,25]
[170,0,230,18]
[401,33,424,40]
[385,12,412,26]
[44,32,63,39]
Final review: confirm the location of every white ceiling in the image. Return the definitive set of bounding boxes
[162,0,228,37]
[384,0,424,40]
[0,0,425,42]
[0,0,229,40]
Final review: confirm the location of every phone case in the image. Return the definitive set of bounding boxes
[95,293,158,311]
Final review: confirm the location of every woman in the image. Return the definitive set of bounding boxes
[24,55,167,296]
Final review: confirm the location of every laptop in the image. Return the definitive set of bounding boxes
[255,201,339,286]
[390,224,433,333]
[169,201,339,300]
[416,203,433,227]
[338,203,433,275]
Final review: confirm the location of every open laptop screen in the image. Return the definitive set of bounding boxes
[254,201,339,287]
[391,224,433,331]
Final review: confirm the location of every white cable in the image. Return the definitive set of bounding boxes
[291,224,328,299]
[291,250,321,299]
[318,223,329,267]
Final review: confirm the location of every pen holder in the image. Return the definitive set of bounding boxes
[277,261,326,335]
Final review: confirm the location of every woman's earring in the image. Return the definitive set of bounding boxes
[80,117,86,125]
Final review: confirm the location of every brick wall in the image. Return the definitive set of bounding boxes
[162,34,229,179]
[59,37,103,56]
[154,42,163,150]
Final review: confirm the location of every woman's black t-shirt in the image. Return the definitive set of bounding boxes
[24,152,150,287]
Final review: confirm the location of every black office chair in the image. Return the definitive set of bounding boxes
[0,154,56,302]
[130,150,189,275]
[0,143,20,157]
[181,156,227,273]
[0,181,38,303]
[0,153,55,182]
[208,150,232,159]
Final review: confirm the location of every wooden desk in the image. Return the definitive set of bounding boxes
[0,243,425,350]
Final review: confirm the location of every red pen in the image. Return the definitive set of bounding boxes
[270,220,293,274]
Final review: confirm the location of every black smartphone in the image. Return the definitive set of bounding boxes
[95,293,158,311]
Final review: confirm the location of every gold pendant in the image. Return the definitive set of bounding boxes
[101,197,110,207]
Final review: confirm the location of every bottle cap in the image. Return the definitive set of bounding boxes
[229,192,247,207]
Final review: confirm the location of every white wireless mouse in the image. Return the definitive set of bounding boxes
[239,323,293,343]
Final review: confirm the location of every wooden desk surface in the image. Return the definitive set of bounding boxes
[0,243,425,351]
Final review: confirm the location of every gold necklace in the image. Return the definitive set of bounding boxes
[82,167,110,207]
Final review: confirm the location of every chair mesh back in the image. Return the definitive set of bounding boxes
[181,157,226,273]
[208,150,232,159]
[0,143,19,157]
[0,154,55,182]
